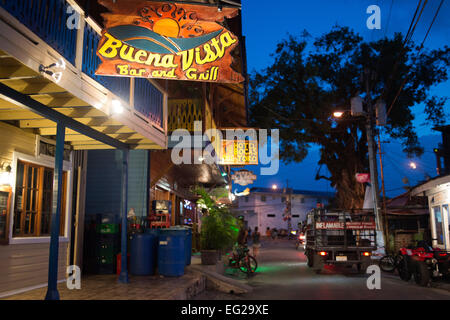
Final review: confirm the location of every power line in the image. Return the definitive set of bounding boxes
[387,150,437,172]
[380,0,427,104]
[421,0,445,46]
[386,0,444,117]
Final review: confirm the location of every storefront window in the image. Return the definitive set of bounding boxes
[13,161,67,238]
[443,204,449,248]
[433,206,444,245]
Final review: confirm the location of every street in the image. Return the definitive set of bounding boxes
[192,239,450,300]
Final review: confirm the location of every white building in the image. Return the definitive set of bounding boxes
[233,187,334,232]
[411,174,450,250]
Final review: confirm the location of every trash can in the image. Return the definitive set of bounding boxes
[157,228,185,277]
[145,228,160,264]
[183,226,192,265]
[171,226,192,265]
[130,233,157,275]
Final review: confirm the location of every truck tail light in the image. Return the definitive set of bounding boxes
[319,251,327,256]
[362,252,371,257]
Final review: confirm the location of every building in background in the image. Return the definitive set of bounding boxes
[233,187,334,232]
[409,125,450,251]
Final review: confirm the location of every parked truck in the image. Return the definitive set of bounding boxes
[305,209,377,273]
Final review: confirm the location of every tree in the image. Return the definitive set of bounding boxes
[249,26,450,208]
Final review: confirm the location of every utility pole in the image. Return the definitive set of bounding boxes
[364,69,383,234]
[377,132,390,249]
[286,179,292,234]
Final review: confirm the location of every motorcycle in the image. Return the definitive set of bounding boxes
[398,241,450,286]
[295,232,306,250]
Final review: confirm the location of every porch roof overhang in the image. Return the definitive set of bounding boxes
[171,163,227,189]
[0,50,165,150]
[410,174,450,197]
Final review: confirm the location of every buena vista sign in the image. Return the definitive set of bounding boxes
[96,1,244,83]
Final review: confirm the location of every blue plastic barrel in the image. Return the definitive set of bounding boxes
[184,227,192,265]
[145,228,159,262]
[170,226,192,265]
[157,229,186,277]
[130,233,157,275]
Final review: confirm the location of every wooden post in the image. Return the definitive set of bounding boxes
[45,123,65,300]
[118,149,129,283]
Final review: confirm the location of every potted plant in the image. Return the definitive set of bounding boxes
[196,188,239,265]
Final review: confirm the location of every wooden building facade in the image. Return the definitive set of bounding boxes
[0,0,248,298]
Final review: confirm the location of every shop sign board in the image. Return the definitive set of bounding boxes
[355,173,371,183]
[96,0,244,83]
[231,170,257,186]
[220,140,258,165]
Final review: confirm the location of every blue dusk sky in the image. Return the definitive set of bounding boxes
[234,0,450,197]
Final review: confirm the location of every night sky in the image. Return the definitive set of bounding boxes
[234,0,450,197]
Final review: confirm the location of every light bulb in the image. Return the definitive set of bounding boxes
[55,58,66,70]
[112,100,123,114]
[52,72,62,83]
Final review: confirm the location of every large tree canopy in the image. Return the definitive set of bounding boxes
[249,26,450,208]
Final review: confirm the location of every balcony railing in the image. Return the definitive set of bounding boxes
[0,0,164,130]
[168,99,202,132]
[82,22,130,104]
[0,0,77,65]
[134,78,163,128]
[167,98,217,133]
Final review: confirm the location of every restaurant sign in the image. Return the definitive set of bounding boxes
[96,0,244,83]
[220,140,258,165]
[231,170,257,186]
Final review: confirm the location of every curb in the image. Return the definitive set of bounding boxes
[168,271,207,300]
[189,264,253,295]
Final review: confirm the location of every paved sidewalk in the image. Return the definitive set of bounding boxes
[2,268,206,300]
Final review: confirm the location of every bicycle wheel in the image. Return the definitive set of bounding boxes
[397,255,412,281]
[379,255,396,273]
[239,255,258,275]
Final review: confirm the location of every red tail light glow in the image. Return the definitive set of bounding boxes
[362,252,371,257]
[319,251,327,256]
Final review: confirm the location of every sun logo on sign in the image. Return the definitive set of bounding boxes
[136,3,205,38]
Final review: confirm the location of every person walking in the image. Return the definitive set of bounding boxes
[265,227,271,239]
[252,227,261,258]
[271,228,278,240]
[237,219,248,247]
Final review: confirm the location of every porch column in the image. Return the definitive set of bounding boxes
[118,149,129,283]
[45,123,66,300]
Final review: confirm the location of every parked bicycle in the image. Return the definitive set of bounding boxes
[228,244,258,276]
[378,252,411,281]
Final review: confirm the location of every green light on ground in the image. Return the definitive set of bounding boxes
[255,265,286,273]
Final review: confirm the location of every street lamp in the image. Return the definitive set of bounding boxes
[409,161,417,170]
[333,111,344,118]
[272,184,278,190]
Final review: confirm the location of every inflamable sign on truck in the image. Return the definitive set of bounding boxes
[315,221,376,230]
